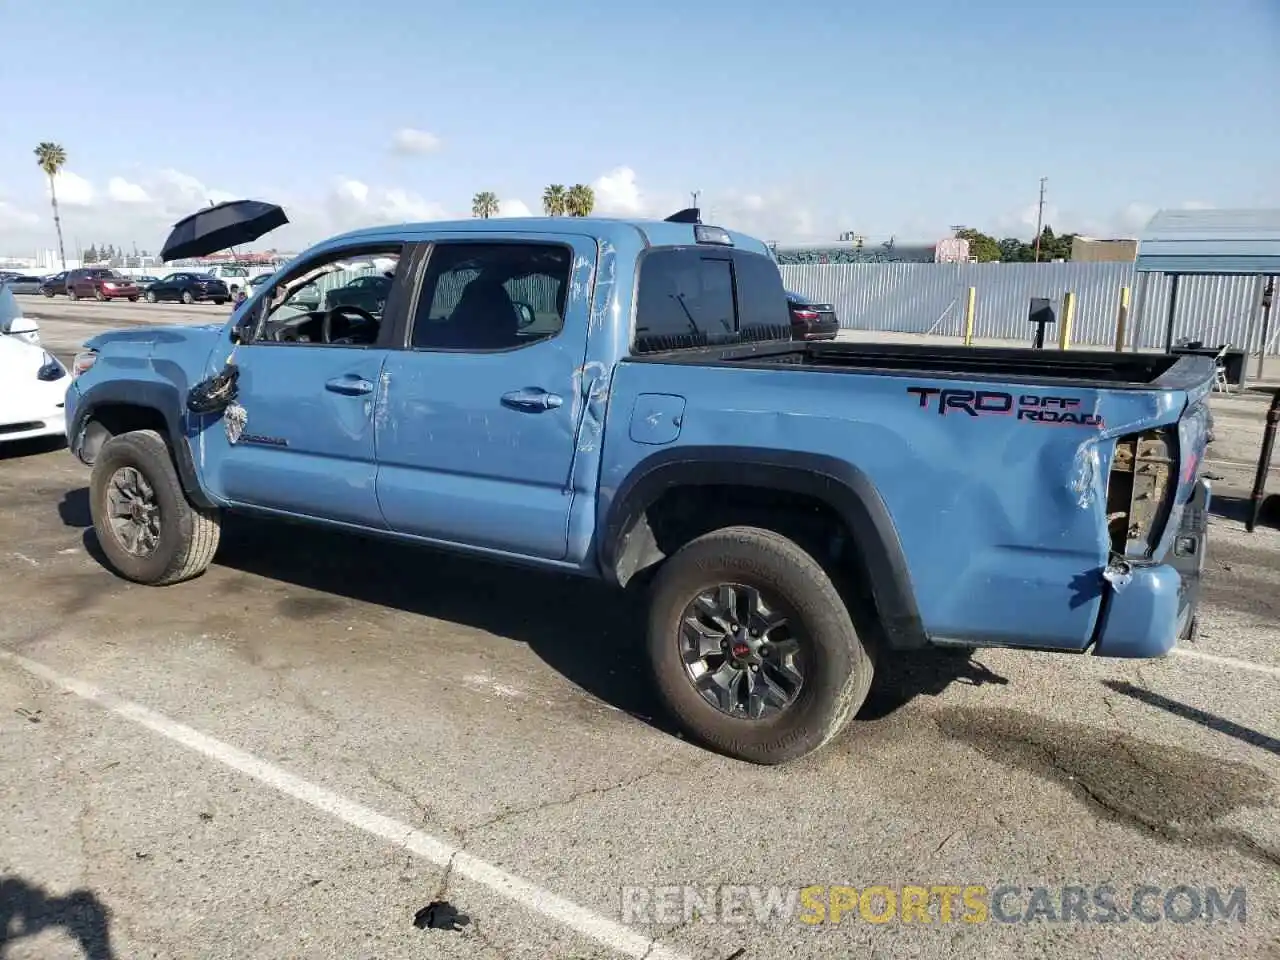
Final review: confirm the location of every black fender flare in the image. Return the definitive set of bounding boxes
[71,379,218,511]
[600,446,927,650]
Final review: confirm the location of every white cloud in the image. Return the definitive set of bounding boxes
[0,199,39,228]
[498,198,532,217]
[107,177,149,204]
[3,156,1223,261]
[47,170,94,207]
[583,167,825,242]
[325,177,447,232]
[391,127,443,156]
[592,166,644,216]
[152,168,237,212]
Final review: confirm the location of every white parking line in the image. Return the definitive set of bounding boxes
[0,649,693,960]
[1172,647,1280,677]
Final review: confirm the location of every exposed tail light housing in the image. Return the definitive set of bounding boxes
[1107,427,1177,558]
[791,309,820,321]
[72,350,98,378]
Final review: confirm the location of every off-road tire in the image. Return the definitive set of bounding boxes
[646,525,874,765]
[89,429,221,586]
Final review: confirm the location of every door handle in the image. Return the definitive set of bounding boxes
[501,387,563,412]
[325,375,374,396]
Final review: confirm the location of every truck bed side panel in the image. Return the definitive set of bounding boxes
[600,360,1188,651]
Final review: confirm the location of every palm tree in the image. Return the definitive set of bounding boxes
[471,191,500,219]
[565,184,595,218]
[542,184,567,217]
[34,142,68,268]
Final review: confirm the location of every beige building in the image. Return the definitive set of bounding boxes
[1070,236,1138,262]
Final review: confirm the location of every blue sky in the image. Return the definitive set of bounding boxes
[1,0,1277,256]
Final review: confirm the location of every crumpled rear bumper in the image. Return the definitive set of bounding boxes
[1091,477,1210,658]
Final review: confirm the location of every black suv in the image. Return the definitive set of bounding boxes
[38,272,70,297]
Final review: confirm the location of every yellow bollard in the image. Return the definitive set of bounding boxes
[1059,291,1076,350]
[1114,286,1130,352]
[963,287,976,346]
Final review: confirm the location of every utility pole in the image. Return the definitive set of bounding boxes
[691,190,700,211]
[1033,177,1048,263]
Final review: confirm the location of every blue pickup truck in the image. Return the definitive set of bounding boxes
[64,211,1215,764]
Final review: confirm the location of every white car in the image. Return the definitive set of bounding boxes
[0,287,68,444]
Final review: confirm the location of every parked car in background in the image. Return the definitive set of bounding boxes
[66,268,140,302]
[39,272,70,297]
[0,286,67,445]
[1,275,46,295]
[145,272,230,305]
[324,273,393,314]
[133,275,161,291]
[199,265,259,299]
[785,289,840,340]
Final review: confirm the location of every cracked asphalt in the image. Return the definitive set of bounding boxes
[2,302,1278,959]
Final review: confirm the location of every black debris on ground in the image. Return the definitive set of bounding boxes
[412,900,470,932]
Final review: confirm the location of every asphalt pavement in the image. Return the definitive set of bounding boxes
[1,297,1278,959]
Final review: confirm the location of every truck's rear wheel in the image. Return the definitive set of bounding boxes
[89,429,221,586]
[646,525,873,764]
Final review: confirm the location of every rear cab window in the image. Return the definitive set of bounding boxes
[631,246,791,354]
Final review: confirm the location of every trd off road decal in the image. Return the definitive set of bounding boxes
[906,387,1104,427]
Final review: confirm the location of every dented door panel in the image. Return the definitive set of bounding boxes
[204,345,388,528]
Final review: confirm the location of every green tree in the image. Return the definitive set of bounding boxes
[542,184,567,217]
[1033,226,1078,262]
[471,191,499,219]
[34,142,68,269]
[564,183,595,217]
[954,227,1002,263]
[998,237,1034,262]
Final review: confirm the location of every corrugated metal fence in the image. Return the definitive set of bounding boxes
[779,262,1277,354]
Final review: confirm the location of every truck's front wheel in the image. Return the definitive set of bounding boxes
[646,526,873,765]
[89,429,221,586]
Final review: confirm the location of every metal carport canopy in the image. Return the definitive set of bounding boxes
[1135,208,1280,275]
[1133,209,1280,361]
